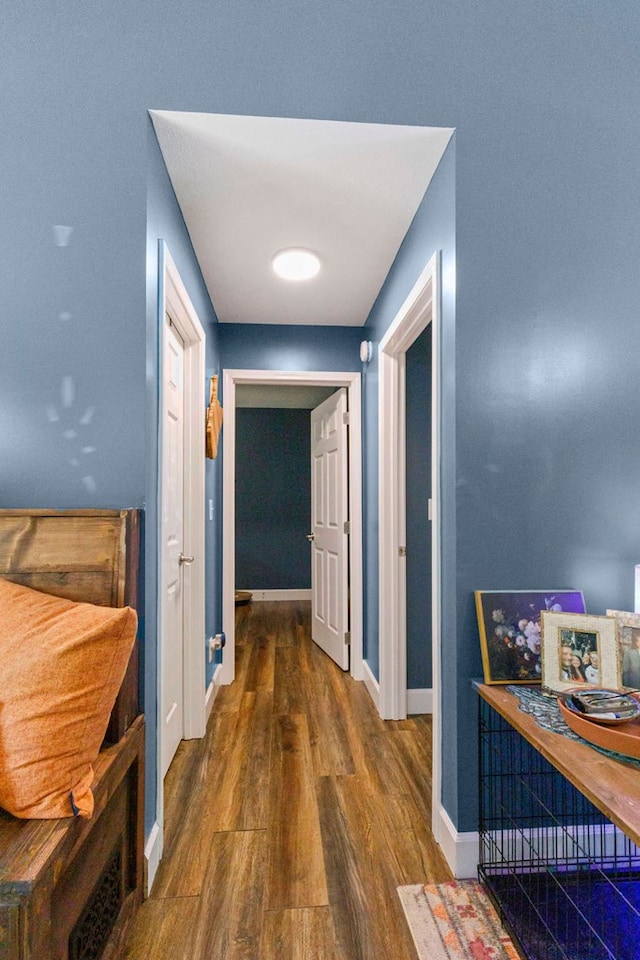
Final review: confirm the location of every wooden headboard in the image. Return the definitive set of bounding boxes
[0,509,141,744]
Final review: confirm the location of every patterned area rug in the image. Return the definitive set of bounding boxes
[398,880,520,960]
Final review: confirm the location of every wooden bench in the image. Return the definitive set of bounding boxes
[0,510,145,960]
[0,716,144,960]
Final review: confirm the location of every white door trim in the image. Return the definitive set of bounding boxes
[156,242,206,866]
[222,369,363,684]
[378,251,442,839]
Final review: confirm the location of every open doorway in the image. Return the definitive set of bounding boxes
[221,369,363,685]
[378,251,442,838]
[406,325,433,712]
[235,385,351,671]
[234,398,324,604]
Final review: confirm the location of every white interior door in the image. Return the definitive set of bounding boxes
[310,388,349,670]
[161,316,185,777]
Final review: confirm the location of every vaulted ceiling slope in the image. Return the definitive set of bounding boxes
[150,112,453,327]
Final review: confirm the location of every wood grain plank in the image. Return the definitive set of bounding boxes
[264,601,293,647]
[200,690,273,833]
[149,708,247,898]
[298,636,356,777]
[243,632,275,692]
[237,599,310,649]
[152,693,272,899]
[389,719,436,812]
[322,774,427,959]
[266,714,328,910]
[346,681,414,794]
[338,766,451,888]
[214,641,250,713]
[374,788,452,885]
[260,907,340,960]
[273,646,308,716]
[122,896,199,960]
[315,775,377,960]
[191,829,266,960]
[150,738,208,899]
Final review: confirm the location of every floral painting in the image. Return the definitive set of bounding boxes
[475,590,586,684]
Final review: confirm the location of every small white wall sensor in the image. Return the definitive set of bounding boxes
[360,340,373,363]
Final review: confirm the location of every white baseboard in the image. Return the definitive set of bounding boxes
[435,807,635,881]
[205,662,224,723]
[241,588,312,601]
[362,660,380,712]
[407,687,433,714]
[437,805,479,879]
[144,820,163,895]
[483,822,637,866]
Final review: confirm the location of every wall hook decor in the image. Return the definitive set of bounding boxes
[206,375,223,458]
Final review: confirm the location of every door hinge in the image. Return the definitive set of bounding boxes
[343,411,350,425]
[399,546,407,557]
[344,631,351,645]
[344,520,351,535]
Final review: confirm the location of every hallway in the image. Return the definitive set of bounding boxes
[122,601,452,959]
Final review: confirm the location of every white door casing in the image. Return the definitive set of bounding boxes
[378,251,442,841]
[161,318,186,777]
[310,388,349,669]
[152,242,206,888]
[221,370,363,687]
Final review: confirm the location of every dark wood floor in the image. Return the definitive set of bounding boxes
[122,600,452,960]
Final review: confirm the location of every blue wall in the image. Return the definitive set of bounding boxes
[4,1,640,838]
[236,408,311,590]
[363,140,457,697]
[147,126,224,688]
[363,137,460,821]
[406,326,432,691]
[220,324,363,376]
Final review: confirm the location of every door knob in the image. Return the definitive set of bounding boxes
[179,553,195,565]
[306,533,315,541]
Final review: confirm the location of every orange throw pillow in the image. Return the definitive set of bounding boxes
[0,577,137,819]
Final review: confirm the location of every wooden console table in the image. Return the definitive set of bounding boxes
[477,683,640,960]
[477,683,640,847]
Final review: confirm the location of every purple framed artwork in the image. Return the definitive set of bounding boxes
[475,589,586,684]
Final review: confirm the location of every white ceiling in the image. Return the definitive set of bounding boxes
[150,112,453,327]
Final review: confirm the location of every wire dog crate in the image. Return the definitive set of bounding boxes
[478,695,640,960]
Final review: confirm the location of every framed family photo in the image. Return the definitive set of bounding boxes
[541,611,619,696]
[475,590,586,684]
[606,610,640,690]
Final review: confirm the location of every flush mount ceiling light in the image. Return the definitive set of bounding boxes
[272,247,321,282]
